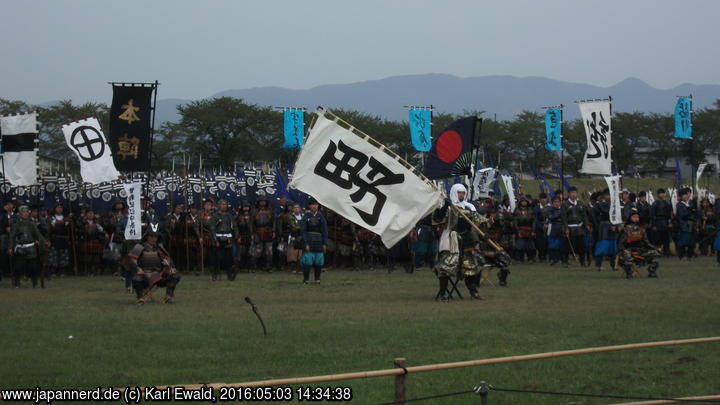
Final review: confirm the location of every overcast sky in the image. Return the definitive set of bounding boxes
[2,0,718,104]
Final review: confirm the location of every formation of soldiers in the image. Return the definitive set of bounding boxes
[2,185,717,292]
[459,186,718,277]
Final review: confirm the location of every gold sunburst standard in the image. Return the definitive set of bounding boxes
[117,134,140,160]
[118,99,141,124]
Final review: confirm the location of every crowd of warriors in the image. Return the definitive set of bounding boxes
[2,185,717,292]
[0,195,399,289]
[455,185,718,278]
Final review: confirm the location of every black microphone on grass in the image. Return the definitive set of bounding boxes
[245,297,267,336]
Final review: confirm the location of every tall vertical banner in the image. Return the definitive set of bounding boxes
[109,84,155,171]
[283,109,305,149]
[501,174,516,212]
[61,117,120,184]
[604,175,622,225]
[674,97,692,139]
[544,108,562,151]
[669,188,678,215]
[289,110,443,248]
[124,182,143,240]
[471,168,496,200]
[579,100,612,175]
[408,108,432,152]
[696,163,707,194]
[0,113,38,186]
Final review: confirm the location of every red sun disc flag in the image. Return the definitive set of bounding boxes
[423,116,480,180]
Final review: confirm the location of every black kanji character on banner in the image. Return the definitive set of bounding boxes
[412,111,429,148]
[585,111,609,159]
[314,140,404,226]
[678,101,690,132]
[547,110,559,148]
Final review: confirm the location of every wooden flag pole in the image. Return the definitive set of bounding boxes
[317,108,503,252]
[182,154,190,273]
[199,154,205,275]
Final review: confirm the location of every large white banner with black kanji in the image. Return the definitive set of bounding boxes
[0,113,38,186]
[289,111,442,248]
[604,175,622,225]
[61,117,120,184]
[579,101,612,175]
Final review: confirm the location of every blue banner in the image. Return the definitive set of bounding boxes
[545,108,562,150]
[283,109,305,149]
[674,98,692,139]
[408,108,432,152]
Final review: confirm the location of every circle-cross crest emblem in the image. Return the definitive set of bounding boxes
[70,126,105,162]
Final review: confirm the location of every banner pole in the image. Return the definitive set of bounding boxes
[199,154,205,275]
[560,104,564,196]
[183,153,190,273]
[145,80,159,200]
[1,133,6,203]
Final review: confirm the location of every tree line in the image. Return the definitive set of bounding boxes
[1,96,719,176]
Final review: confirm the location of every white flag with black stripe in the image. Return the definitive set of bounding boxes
[0,113,38,186]
[61,117,120,184]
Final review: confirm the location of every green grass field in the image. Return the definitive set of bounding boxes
[1,257,719,404]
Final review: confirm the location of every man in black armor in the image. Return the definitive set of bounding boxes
[650,188,673,256]
[166,204,186,270]
[251,198,275,272]
[47,204,71,277]
[210,199,237,280]
[78,210,105,275]
[1,201,17,284]
[8,206,49,288]
[513,197,536,262]
[620,189,635,224]
[636,191,651,228]
[235,201,254,272]
[127,227,180,304]
[561,187,590,267]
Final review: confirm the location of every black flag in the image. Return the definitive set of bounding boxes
[109,84,154,171]
[423,116,480,180]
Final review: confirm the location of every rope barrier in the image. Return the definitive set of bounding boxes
[370,386,720,405]
[490,386,720,403]
[371,388,475,405]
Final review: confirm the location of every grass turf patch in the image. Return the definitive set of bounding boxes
[1,257,719,404]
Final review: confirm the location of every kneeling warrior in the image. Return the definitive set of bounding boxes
[618,209,661,279]
[433,184,510,301]
[127,225,181,304]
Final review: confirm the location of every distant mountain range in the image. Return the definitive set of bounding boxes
[153,74,720,124]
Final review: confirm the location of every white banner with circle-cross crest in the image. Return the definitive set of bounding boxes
[62,117,120,184]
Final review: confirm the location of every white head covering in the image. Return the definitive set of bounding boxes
[449,184,476,211]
